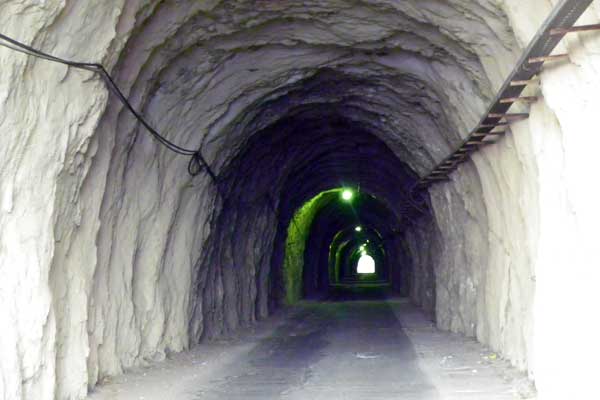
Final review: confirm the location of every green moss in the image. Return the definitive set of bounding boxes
[283,189,347,304]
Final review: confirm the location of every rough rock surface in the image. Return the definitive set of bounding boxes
[1,1,600,400]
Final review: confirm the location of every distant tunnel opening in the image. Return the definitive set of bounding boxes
[356,254,375,274]
[281,187,412,303]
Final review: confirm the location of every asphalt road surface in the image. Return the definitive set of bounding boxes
[89,289,534,400]
[193,298,437,399]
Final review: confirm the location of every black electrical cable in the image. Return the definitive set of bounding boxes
[0,32,214,179]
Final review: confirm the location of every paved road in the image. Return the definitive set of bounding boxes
[89,291,533,400]
[192,295,439,399]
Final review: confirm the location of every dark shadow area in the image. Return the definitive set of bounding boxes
[191,70,436,337]
[301,191,403,299]
[325,284,393,302]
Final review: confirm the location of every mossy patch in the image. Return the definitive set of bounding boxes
[283,189,345,304]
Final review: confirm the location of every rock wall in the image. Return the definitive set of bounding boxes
[506,2,600,396]
[401,3,600,399]
[1,1,600,399]
[0,2,123,399]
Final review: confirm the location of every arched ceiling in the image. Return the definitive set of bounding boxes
[108,0,520,192]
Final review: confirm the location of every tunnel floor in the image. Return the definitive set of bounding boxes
[88,296,535,400]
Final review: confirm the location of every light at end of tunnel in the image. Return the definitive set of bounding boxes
[341,189,354,201]
[357,254,375,274]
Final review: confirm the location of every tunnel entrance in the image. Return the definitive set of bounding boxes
[282,187,409,303]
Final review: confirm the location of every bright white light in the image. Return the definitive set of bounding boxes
[341,189,354,201]
[357,254,375,274]
[355,226,362,232]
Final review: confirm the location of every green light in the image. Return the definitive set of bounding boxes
[359,243,368,255]
[341,189,354,201]
[355,226,362,232]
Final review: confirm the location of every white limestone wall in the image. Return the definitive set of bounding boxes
[0,1,217,399]
[407,2,600,399]
[1,1,600,399]
[519,3,600,396]
[0,2,119,399]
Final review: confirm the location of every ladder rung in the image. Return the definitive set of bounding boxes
[510,79,538,86]
[479,123,509,128]
[488,113,529,120]
[499,96,538,104]
[528,54,569,64]
[550,24,600,35]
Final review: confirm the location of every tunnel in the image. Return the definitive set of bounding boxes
[285,188,407,300]
[1,1,600,400]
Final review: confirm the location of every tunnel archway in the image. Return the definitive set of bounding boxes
[328,223,389,287]
[279,186,415,303]
[5,2,600,398]
[336,234,386,284]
